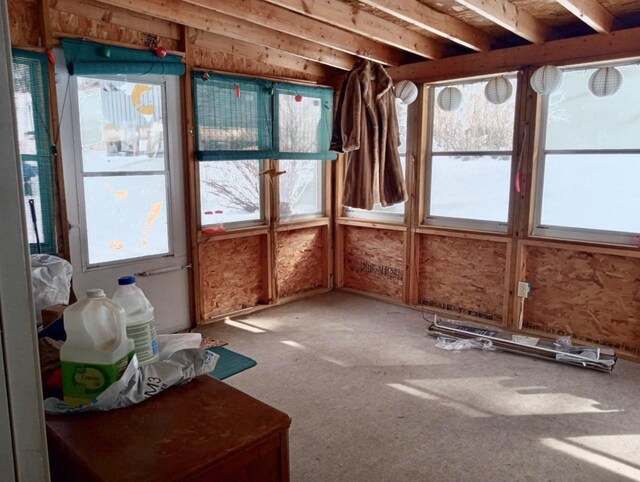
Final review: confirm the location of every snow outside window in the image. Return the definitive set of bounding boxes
[534,64,640,245]
[75,77,172,266]
[425,77,516,232]
[279,159,324,220]
[199,160,263,227]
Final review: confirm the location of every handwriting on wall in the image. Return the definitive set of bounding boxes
[354,261,402,281]
[420,297,499,322]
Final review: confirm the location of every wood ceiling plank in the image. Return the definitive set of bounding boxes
[555,0,616,34]
[89,0,356,70]
[51,0,182,40]
[263,0,444,59]
[358,0,492,52]
[454,0,550,44]
[185,0,405,65]
[190,30,330,79]
[387,25,640,83]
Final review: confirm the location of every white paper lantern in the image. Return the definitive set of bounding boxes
[395,80,419,105]
[437,86,462,112]
[530,65,563,95]
[484,76,513,105]
[588,67,623,97]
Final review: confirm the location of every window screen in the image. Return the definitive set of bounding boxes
[12,50,56,254]
[274,83,336,160]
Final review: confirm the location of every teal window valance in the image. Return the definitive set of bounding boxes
[193,72,336,161]
[61,38,186,77]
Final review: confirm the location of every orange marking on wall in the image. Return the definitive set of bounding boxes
[108,239,125,250]
[115,190,128,200]
[142,202,162,248]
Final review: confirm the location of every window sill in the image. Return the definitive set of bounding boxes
[336,217,407,231]
[526,230,640,255]
[198,224,268,243]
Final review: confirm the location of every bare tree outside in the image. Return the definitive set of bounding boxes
[199,92,324,221]
[433,81,515,153]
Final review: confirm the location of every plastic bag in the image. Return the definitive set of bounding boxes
[44,334,219,413]
[30,254,73,323]
[435,335,495,352]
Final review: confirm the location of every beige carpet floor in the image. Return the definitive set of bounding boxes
[197,291,640,482]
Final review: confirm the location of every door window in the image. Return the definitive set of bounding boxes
[74,77,172,266]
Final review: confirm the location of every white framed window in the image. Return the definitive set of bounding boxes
[199,159,264,228]
[533,63,640,245]
[344,101,408,221]
[278,159,324,221]
[424,76,517,232]
[71,75,176,267]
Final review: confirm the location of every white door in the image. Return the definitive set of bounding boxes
[57,55,191,333]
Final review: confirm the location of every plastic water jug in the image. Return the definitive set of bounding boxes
[112,276,159,365]
[60,289,135,407]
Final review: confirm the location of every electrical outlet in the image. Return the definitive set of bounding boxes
[517,281,531,298]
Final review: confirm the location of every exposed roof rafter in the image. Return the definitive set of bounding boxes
[185,0,405,65]
[555,0,616,34]
[90,0,359,71]
[454,0,550,44]
[263,0,445,59]
[359,0,493,52]
[190,29,330,79]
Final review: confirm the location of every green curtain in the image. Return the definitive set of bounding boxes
[193,73,274,161]
[62,38,186,76]
[273,83,336,160]
[193,72,336,161]
[12,49,56,254]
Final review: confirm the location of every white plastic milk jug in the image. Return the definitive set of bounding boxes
[60,289,135,407]
[112,275,159,365]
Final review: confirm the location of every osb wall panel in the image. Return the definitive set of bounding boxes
[419,235,507,322]
[343,226,404,302]
[191,47,321,83]
[9,0,41,47]
[276,227,324,299]
[50,7,180,51]
[524,246,640,354]
[199,235,264,321]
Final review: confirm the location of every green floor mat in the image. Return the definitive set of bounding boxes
[207,346,257,380]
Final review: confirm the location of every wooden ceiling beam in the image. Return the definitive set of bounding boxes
[88,0,357,71]
[52,0,182,41]
[263,0,444,59]
[387,25,640,83]
[358,0,492,52]
[190,30,330,79]
[185,0,405,65]
[555,0,616,34]
[454,0,550,44]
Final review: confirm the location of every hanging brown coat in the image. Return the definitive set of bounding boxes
[340,61,407,210]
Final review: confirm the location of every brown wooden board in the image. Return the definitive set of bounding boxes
[276,226,324,299]
[198,235,265,322]
[343,226,404,302]
[418,234,507,322]
[191,46,324,83]
[523,245,640,354]
[9,0,41,47]
[50,7,180,51]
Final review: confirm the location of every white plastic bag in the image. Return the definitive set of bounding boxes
[30,254,73,323]
[44,334,218,413]
[435,335,495,352]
